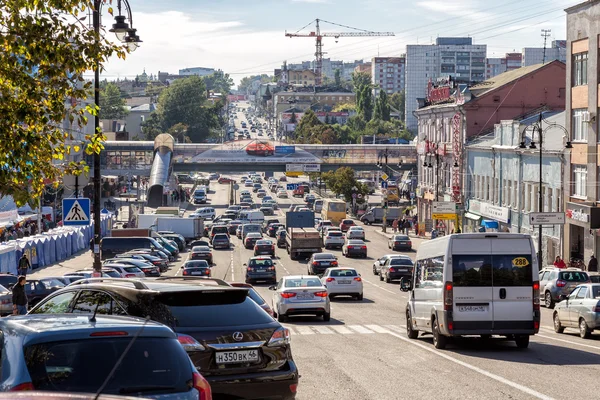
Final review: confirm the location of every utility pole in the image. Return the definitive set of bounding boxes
[541,29,551,64]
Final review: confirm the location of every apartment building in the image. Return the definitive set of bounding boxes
[406,37,487,133]
[371,57,405,97]
[178,67,216,77]
[522,40,567,66]
[486,53,522,79]
[564,1,600,262]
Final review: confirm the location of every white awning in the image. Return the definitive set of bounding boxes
[464,212,481,221]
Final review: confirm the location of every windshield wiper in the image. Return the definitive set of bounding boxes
[119,385,176,394]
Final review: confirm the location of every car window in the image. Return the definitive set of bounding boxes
[30,291,78,314]
[40,279,66,289]
[452,255,493,287]
[592,286,600,298]
[123,267,140,273]
[559,271,589,282]
[576,286,588,299]
[569,287,580,298]
[24,337,191,394]
[549,271,558,280]
[390,258,414,266]
[246,288,266,306]
[249,259,273,267]
[539,271,548,281]
[72,290,126,315]
[492,255,533,287]
[328,232,343,237]
[331,269,358,277]
[285,278,322,287]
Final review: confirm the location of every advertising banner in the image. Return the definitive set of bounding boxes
[190,141,321,164]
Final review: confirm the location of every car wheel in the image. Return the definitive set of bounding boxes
[373,266,378,275]
[328,294,335,300]
[323,312,331,322]
[379,271,384,281]
[515,335,530,348]
[553,312,564,333]
[579,318,591,339]
[385,273,391,283]
[406,310,418,339]
[356,293,363,301]
[277,311,286,323]
[545,292,555,309]
[432,318,447,349]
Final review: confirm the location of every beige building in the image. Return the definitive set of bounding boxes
[288,70,316,86]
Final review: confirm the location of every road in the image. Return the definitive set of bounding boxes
[32,172,600,400]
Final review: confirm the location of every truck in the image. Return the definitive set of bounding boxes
[359,207,404,225]
[111,228,154,238]
[382,183,400,205]
[155,217,203,241]
[155,207,181,217]
[285,227,322,260]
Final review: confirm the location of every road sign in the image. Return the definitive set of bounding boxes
[233,184,239,190]
[275,146,296,154]
[352,193,357,199]
[286,183,300,190]
[381,181,388,189]
[432,201,456,220]
[286,164,303,172]
[62,198,91,226]
[358,194,363,199]
[381,173,389,181]
[530,212,565,225]
[303,164,321,172]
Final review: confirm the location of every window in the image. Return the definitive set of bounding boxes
[415,256,444,289]
[72,290,125,315]
[576,286,588,299]
[573,52,588,86]
[453,255,492,286]
[572,109,588,142]
[573,165,587,198]
[30,291,77,314]
[452,254,532,287]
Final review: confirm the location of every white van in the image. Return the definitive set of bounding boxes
[239,210,265,224]
[193,207,215,220]
[401,233,539,349]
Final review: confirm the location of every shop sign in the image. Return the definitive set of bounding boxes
[480,203,510,224]
[566,208,589,223]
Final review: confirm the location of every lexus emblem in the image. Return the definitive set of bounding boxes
[232,332,244,342]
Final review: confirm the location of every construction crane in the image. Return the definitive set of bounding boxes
[285,19,395,86]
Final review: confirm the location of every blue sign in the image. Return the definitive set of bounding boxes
[276,146,296,154]
[381,181,388,189]
[286,183,299,190]
[62,198,91,226]
[286,211,315,229]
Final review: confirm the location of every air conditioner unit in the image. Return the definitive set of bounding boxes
[582,111,592,123]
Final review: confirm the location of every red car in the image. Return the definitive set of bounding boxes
[339,219,356,232]
[218,177,235,184]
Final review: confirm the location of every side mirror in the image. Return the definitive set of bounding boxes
[400,277,413,292]
[243,263,247,266]
[268,285,276,291]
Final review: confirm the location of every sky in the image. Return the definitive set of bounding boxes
[101,0,574,86]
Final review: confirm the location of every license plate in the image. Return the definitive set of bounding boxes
[297,294,313,300]
[191,271,203,275]
[458,305,487,312]
[339,280,351,284]
[400,242,407,244]
[216,349,259,364]
[322,262,330,266]
[397,268,408,272]
[256,269,266,273]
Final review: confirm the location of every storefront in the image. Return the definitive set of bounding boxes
[563,203,600,262]
[464,199,510,233]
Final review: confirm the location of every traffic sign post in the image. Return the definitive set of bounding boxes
[62,198,91,226]
[381,173,389,181]
[286,183,300,190]
[529,212,565,226]
[432,201,456,220]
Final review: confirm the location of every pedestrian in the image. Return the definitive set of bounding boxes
[553,256,566,269]
[392,218,398,233]
[588,254,598,272]
[12,276,28,315]
[18,254,30,276]
[431,228,438,240]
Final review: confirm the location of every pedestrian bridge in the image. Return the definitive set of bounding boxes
[95,140,417,176]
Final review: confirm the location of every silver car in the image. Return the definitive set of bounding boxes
[540,267,590,308]
[270,275,331,322]
[372,254,403,275]
[553,283,600,338]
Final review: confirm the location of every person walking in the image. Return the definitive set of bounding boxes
[12,276,28,315]
[18,254,30,277]
[553,256,566,269]
[392,218,398,234]
[588,254,598,272]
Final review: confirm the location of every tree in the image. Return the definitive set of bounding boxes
[294,110,321,143]
[290,112,297,124]
[322,167,369,202]
[334,69,342,87]
[375,90,391,121]
[359,86,373,121]
[0,0,126,206]
[389,91,405,121]
[168,123,189,143]
[351,72,371,93]
[99,82,128,119]
[141,113,163,140]
[203,70,234,96]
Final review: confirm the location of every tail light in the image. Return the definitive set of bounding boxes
[247,267,253,271]
[125,274,136,278]
[177,334,206,351]
[314,291,328,297]
[281,292,296,298]
[312,262,319,266]
[90,331,128,337]
[556,280,567,287]
[532,281,540,310]
[326,277,335,282]
[408,241,412,246]
[593,302,600,313]
[192,253,199,258]
[444,281,453,311]
[389,267,396,272]
[267,266,276,271]
[272,245,275,251]
[348,246,353,249]
[395,242,400,245]
[205,270,210,275]
[267,327,291,347]
[361,246,367,249]
[354,277,362,282]
[331,261,338,266]
[152,261,161,265]
[290,383,298,394]
[10,382,34,391]
[192,371,212,400]
[183,270,189,275]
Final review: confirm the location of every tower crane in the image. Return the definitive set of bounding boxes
[285,19,395,86]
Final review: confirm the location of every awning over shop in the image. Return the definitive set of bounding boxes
[481,220,499,229]
[465,212,481,221]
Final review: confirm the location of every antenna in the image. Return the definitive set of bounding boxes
[89,301,100,323]
[541,29,551,64]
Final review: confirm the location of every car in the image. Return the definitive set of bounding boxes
[208,173,219,180]
[64,270,118,280]
[188,239,211,249]
[104,258,161,277]
[553,283,600,338]
[321,267,363,300]
[388,234,413,251]
[159,233,186,251]
[210,225,229,242]
[103,263,146,278]
[254,239,276,257]
[257,189,267,198]
[308,253,339,275]
[0,283,13,315]
[0,274,17,289]
[252,183,262,193]
[342,239,367,258]
[228,220,243,235]
[189,246,214,265]
[194,207,216,220]
[267,223,285,237]
[236,224,243,239]
[346,226,365,240]
[245,256,277,284]
[218,177,235,184]
[264,199,279,210]
[316,220,333,232]
[276,230,287,248]
[42,276,82,286]
[212,233,231,249]
[1,314,211,398]
[263,195,274,202]
[339,219,356,232]
[277,190,288,198]
[21,279,67,308]
[540,267,590,308]
[270,275,330,322]
[372,254,403,275]
[279,176,287,182]
[230,282,274,317]
[259,206,274,216]
[181,260,212,277]
[323,230,345,249]
[379,256,414,283]
[244,232,263,249]
[244,180,254,187]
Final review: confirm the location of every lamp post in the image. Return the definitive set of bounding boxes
[92,0,142,273]
[377,149,389,232]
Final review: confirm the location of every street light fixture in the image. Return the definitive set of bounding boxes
[92,0,141,274]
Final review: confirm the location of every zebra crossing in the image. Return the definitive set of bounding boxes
[283,324,406,336]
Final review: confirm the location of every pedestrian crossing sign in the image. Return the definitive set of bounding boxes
[62,198,91,226]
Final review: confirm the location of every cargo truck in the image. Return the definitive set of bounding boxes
[359,207,403,225]
[285,227,322,260]
[155,217,203,241]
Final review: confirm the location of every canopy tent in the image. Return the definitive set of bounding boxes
[481,220,499,229]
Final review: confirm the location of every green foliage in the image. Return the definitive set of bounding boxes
[359,86,374,121]
[238,74,272,94]
[203,70,233,97]
[294,110,321,142]
[389,91,405,121]
[141,113,163,140]
[168,123,189,143]
[351,72,371,93]
[0,0,127,206]
[322,167,370,202]
[375,90,391,121]
[99,82,128,120]
[334,69,342,87]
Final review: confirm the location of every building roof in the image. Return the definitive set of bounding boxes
[130,103,156,112]
[126,97,152,107]
[565,0,600,13]
[469,60,565,97]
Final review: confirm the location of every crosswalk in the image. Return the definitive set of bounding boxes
[284,324,405,336]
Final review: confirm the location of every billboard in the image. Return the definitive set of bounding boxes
[189,141,321,164]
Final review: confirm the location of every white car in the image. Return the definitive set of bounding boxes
[277,190,288,198]
[245,180,254,187]
[270,275,331,322]
[193,207,216,220]
[103,263,145,278]
[323,230,345,249]
[321,267,363,300]
[372,254,403,275]
[346,226,365,240]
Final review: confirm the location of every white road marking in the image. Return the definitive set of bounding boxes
[383,325,404,333]
[330,325,354,334]
[536,334,600,351]
[296,326,316,335]
[386,331,555,400]
[312,326,335,334]
[348,325,375,334]
[365,324,392,334]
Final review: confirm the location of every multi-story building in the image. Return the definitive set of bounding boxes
[486,53,522,79]
[522,40,567,66]
[273,91,356,123]
[406,37,487,133]
[178,67,216,77]
[371,57,405,97]
[564,1,600,263]
[288,70,317,86]
[282,59,365,83]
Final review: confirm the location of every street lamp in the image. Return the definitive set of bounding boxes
[92,0,141,273]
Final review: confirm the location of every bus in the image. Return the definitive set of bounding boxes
[321,199,347,225]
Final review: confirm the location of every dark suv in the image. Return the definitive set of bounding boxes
[27,277,299,400]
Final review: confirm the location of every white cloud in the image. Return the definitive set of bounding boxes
[290,0,330,3]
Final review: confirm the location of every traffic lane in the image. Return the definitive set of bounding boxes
[290,328,543,400]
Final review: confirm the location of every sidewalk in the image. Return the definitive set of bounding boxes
[28,250,93,279]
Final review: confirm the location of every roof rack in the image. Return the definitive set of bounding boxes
[152,276,230,287]
[67,278,149,290]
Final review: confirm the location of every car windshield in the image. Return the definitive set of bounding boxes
[256,240,272,246]
[249,259,273,267]
[559,271,589,282]
[331,269,358,277]
[184,260,210,268]
[24,337,191,395]
[314,254,336,260]
[390,258,414,266]
[285,278,322,287]
[214,234,229,240]
[328,232,344,237]
[40,278,66,288]
[394,236,410,240]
